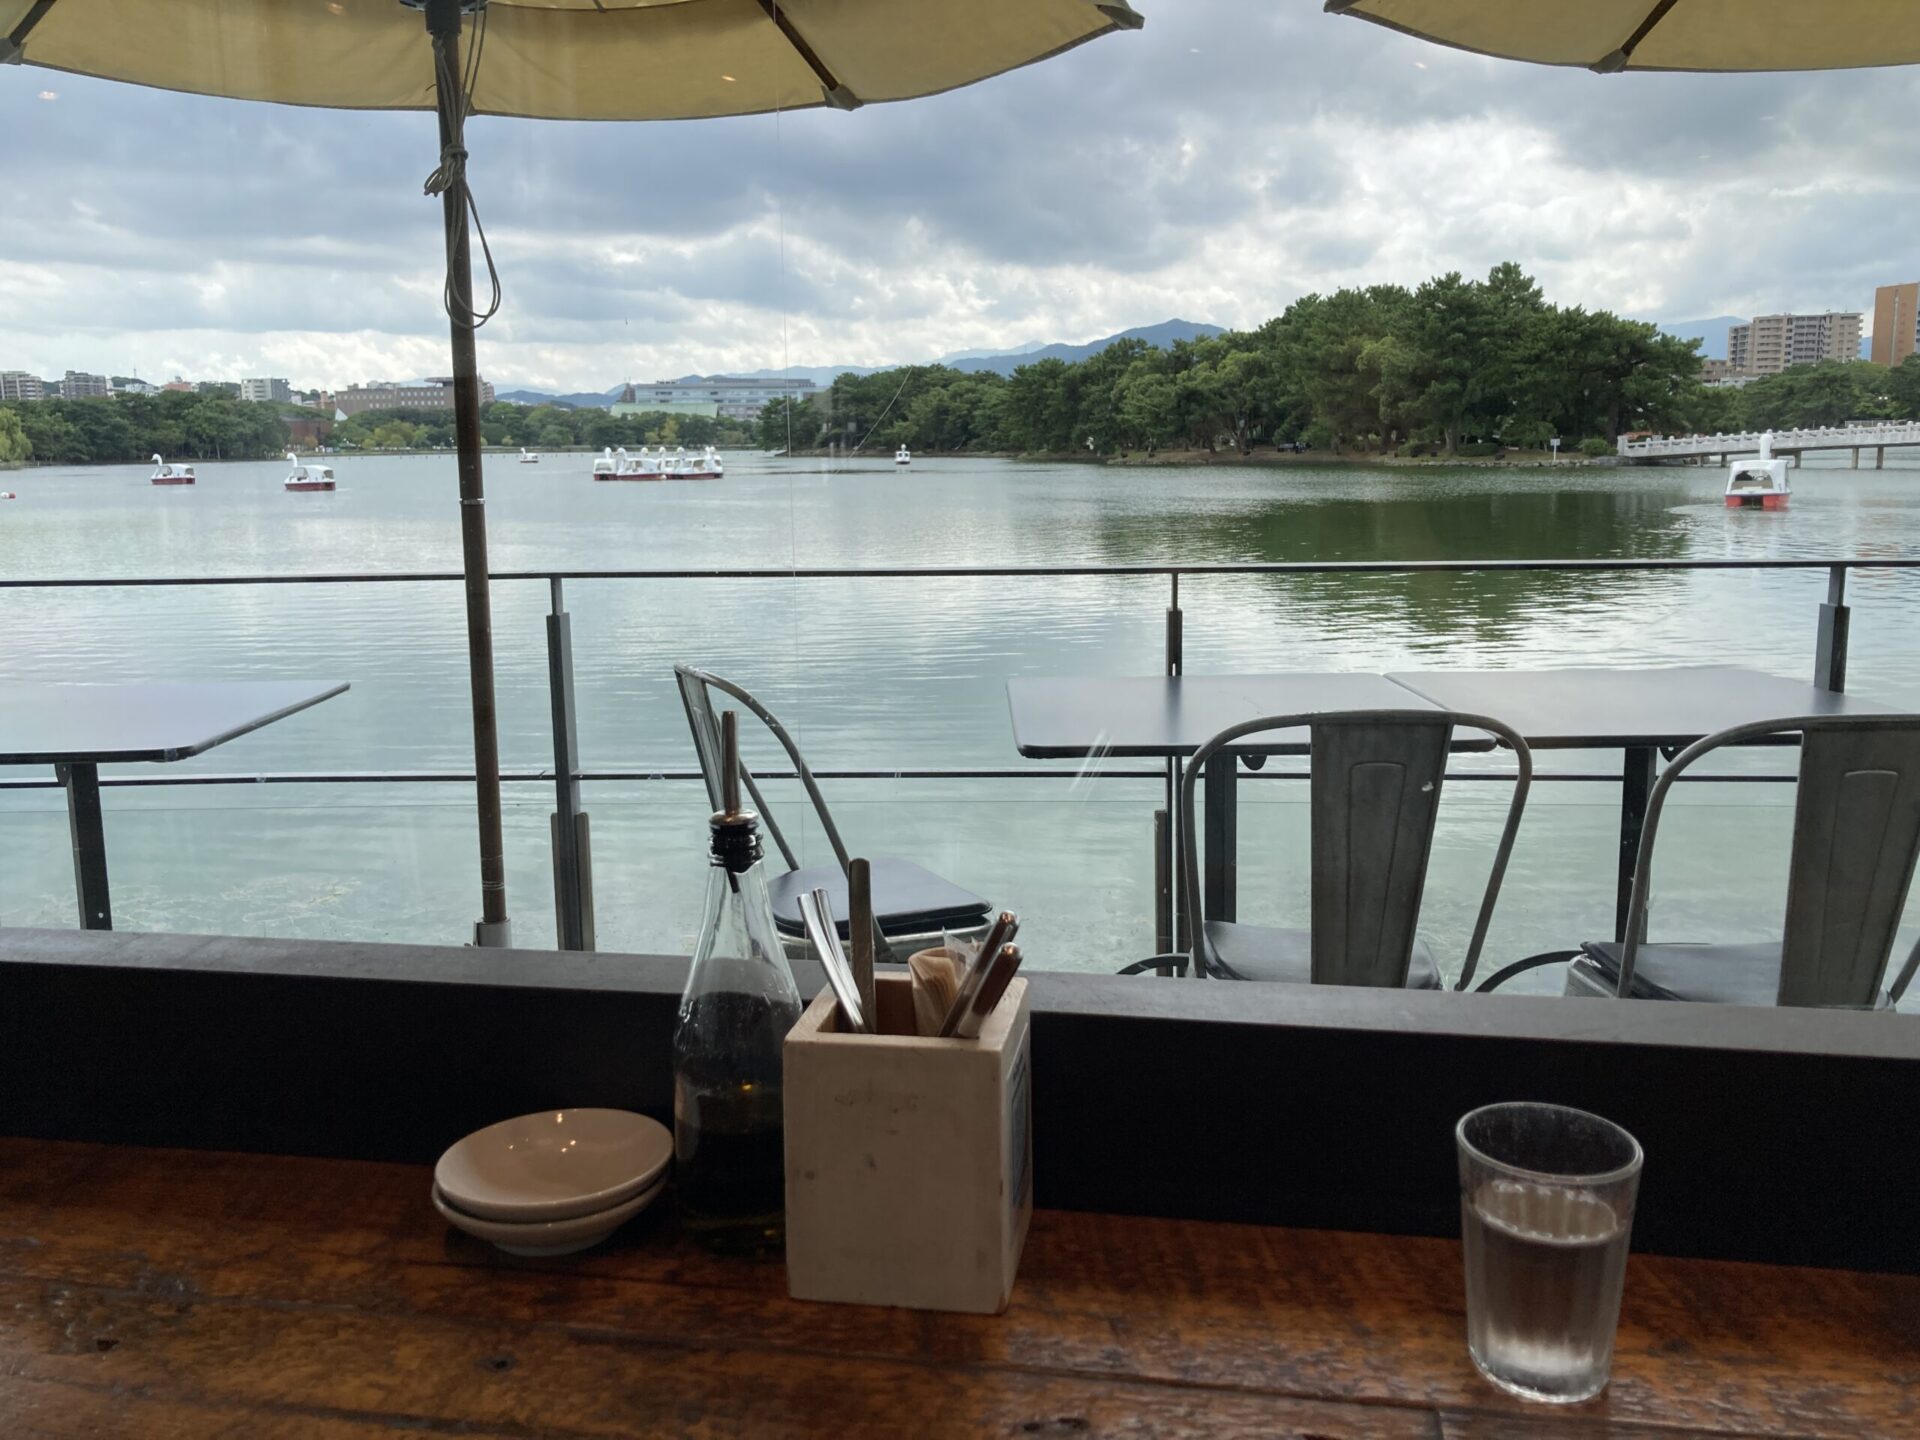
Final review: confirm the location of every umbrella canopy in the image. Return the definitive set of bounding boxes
[1325,0,1920,74]
[2,0,1143,116]
[3,0,1144,948]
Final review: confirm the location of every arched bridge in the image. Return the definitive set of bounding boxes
[1619,422,1920,466]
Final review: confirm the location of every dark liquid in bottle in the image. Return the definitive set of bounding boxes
[673,992,795,1255]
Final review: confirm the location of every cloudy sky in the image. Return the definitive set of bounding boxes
[4,2,1917,394]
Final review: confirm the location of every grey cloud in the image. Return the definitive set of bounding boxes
[4,1,1918,389]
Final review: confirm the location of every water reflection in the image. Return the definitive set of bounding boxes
[2,452,1919,974]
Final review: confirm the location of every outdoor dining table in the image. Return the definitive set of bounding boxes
[1006,673,1490,941]
[0,680,349,930]
[1006,664,1899,951]
[1386,666,1898,940]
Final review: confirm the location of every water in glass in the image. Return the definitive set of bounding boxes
[1462,1177,1630,1402]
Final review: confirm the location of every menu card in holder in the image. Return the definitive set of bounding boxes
[783,972,1032,1313]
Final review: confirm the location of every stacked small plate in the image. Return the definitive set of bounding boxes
[432,1108,672,1257]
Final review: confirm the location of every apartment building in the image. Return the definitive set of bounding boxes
[1871,282,1920,368]
[60,370,111,399]
[240,377,292,404]
[1727,312,1861,376]
[0,371,46,402]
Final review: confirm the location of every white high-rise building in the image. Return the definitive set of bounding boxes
[240,377,292,404]
[0,371,46,402]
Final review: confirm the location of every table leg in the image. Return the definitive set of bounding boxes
[56,762,112,931]
[1203,751,1237,924]
[1153,807,1173,957]
[1616,746,1656,943]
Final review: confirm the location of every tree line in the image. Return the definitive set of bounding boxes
[0,393,761,465]
[758,262,1920,458]
[330,402,756,453]
[0,391,291,464]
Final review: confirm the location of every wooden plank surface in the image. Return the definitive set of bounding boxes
[0,1140,1915,1438]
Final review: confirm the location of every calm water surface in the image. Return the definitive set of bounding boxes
[4,451,1919,984]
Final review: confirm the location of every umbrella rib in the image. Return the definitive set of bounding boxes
[0,0,57,63]
[1593,0,1683,73]
[754,0,861,110]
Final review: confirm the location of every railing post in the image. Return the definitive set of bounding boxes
[1164,573,1185,955]
[547,578,595,950]
[1815,565,1849,694]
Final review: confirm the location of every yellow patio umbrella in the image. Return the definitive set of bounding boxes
[0,0,1145,946]
[1324,0,1920,73]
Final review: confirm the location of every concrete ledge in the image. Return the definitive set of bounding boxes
[2,927,1916,1273]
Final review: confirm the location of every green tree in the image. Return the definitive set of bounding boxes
[1886,355,1920,421]
[0,406,30,463]
[369,419,426,449]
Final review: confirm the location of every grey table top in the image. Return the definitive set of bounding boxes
[0,681,350,766]
[1385,665,1901,749]
[1006,673,1450,758]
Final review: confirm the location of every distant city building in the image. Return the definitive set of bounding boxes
[609,381,718,419]
[335,376,494,415]
[614,376,817,421]
[1699,357,1734,383]
[0,371,46,402]
[1871,282,1919,368]
[1727,312,1862,376]
[285,416,334,449]
[60,370,111,399]
[114,378,158,396]
[162,379,195,393]
[239,377,292,404]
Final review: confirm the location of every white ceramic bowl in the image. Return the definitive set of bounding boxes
[432,1176,664,1257]
[435,1108,672,1222]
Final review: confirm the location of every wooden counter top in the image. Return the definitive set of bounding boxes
[0,1139,1914,1437]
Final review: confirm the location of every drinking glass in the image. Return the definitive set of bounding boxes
[1456,1102,1643,1404]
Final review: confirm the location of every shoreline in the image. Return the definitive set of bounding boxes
[782,446,1616,469]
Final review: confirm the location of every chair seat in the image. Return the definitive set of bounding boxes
[1201,922,1443,989]
[1575,939,1891,1008]
[770,857,991,939]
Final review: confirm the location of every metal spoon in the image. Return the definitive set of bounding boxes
[799,888,865,1034]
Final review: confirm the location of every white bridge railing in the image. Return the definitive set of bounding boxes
[1618,421,1920,459]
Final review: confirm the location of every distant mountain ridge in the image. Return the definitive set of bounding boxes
[1646,315,1744,360]
[494,319,1227,406]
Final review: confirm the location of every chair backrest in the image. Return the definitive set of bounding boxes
[1178,709,1532,989]
[1617,714,1920,1007]
[673,664,852,876]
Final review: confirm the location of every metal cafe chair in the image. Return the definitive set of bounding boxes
[1566,715,1920,1008]
[1122,709,1533,989]
[674,664,994,963]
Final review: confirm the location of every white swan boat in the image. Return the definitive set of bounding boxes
[1725,432,1790,510]
[519,447,540,464]
[284,451,336,492]
[895,445,912,466]
[665,445,723,480]
[149,453,196,486]
[593,445,664,481]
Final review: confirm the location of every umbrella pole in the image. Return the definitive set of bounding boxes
[427,0,510,947]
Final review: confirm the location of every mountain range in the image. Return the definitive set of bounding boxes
[493,319,1226,407]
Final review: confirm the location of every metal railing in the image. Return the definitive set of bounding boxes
[4,556,1916,947]
[1619,421,1920,461]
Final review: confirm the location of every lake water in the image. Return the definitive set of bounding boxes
[4,450,1919,989]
